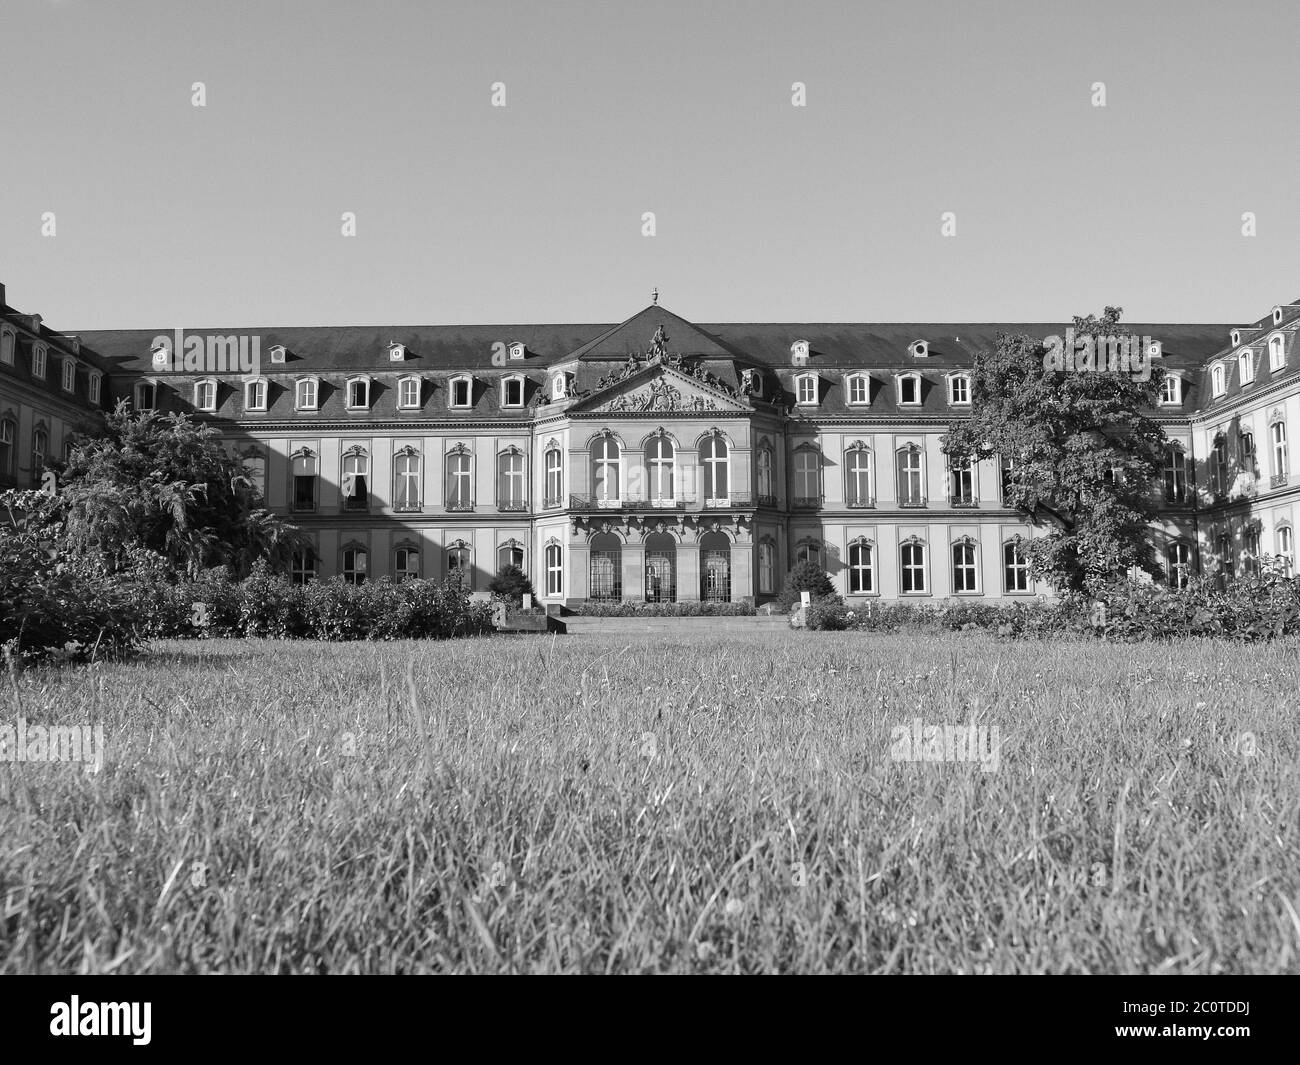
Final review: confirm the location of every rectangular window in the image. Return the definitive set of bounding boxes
[546,543,563,596]
[503,378,524,407]
[399,378,421,409]
[347,379,369,409]
[245,379,267,411]
[948,375,970,405]
[447,453,473,509]
[848,542,873,594]
[0,331,13,365]
[394,452,421,511]
[758,541,775,594]
[451,378,472,407]
[497,451,526,509]
[1164,449,1187,503]
[135,382,156,411]
[296,379,318,410]
[952,542,978,593]
[897,449,924,506]
[89,374,101,404]
[898,376,919,405]
[195,381,216,411]
[1003,541,1030,592]
[847,376,869,404]
[793,448,820,504]
[796,376,817,404]
[32,346,46,379]
[950,457,975,505]
[342,547,367,585]
[292,452,318,511]
[62,360,76,391]
[291,548,316,585]
[341,452,369,510]
[395,546,420,581]
[545,449,563,507]
[1272,422,1288,482]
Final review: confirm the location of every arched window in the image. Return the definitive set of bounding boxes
[544,445,563,508]
[1211,363,1226,397]
[896,373,921,405]
[1244,525,1261,576]
[646,435,675,503]
[793,445,820,506]
[446,446,473,511]
[244,378,267,412]
[291,545,316,585]
[341,447,369,511]
[846,374,870,405]
[241,452,266,500]
[795,374,818,405]
[1269,334,1286,372]
[447,541,472,584]
[0,417,14,480]
[1238,350,1255,385]
[949,454,975,506]
[291,448,318,512]
[501,375,525,408]
[700,435,729,503]
[88,373,101,405]
[1166,541,1192,588]
[345,376,370,410]
[449,375,473,408]
[845,444,873,507]
[497,448,527,510]
[342,543,368,585]
[756,447,774,504]
[1278,526,1294,576]
[589,532,622,600]
[592,435,621,505]
[1159,374,1182,405]
[398,376,422,410]
[62,358,76,392]
[847,540,874,594]
[552,372,568,400]
[394,447,421,511]
[0,329,13,366]
[497,540,525,572]
[700,530,731,602]
[295,377,318,410]
[394,543,420,581]
[1271,420,1289,483]
[947,373,971,405]
[1211,433,1228,495]
[795,540,823,568]
[896,446,924,506]
[900,539,927,593]
[1003,541,1031,592]
[545,541,563,596]
[644,531,677,603]
[1164,447,1187,503]
[31,428,48,487]
[757,537,776,594]
[194,380,217,412]
[951,538,979,593]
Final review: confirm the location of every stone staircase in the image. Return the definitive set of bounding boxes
[557,613,789,635]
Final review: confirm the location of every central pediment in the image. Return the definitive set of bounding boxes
[568,364,751,414]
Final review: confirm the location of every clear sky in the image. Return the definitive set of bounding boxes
[1,0,1296,329]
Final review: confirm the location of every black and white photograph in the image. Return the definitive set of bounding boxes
[0,0,1295,1035]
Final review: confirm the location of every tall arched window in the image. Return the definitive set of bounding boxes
[592,435,620,505]
[700,435,729,503]
[949,455,975,506]
[291,545,316,585]
[544,445,563,508]
[341,447,369,511]
[699,530,731,602]
[589,532,622,600]
[757,537,776,594]
[1271,420,1289,484]
[1269,334,1286,372]
[1211,433,1228,495]
[31,428,48,487]
[244,378,267,412]
[1278,526,1294,576]
[497,540,525,572]
[900,539,927,593]
[241,452,266,500]
[643,531,677,602]
[1003,541,1031,592]
[896,446,924,506]
[446,446,473,511]
[291,448,318,512]
[497,448,527,510]
[795,540,823,568]
[342,543,368,585]
[951,538,978,593]
[394,447,421,511]
[545,541,563,596]
[0,417,15,481]
[447,541,472,584]
[646,435,675,503]
[756,447,774,504]
[1166,541,1192,589]
[394,543,420,581]
[1164,447,1187,503]
[793,446,820,506]
[845,445,873,507]
[847,539,874,594]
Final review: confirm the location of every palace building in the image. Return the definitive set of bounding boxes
[3,280,1299,603]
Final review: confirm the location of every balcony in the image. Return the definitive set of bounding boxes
[845,495,875,509]
[497,501,529,512]
[757,493,777,508]
[446,501,474,513]
[566,491,755,512]
[898,496,927,509]
[1271,473,1289,489]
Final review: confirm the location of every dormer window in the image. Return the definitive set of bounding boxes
[88,372,101,405]
[296,377,319,411]
[398,375,422,410]
[244,378,268,412]
[846,373,870,405]
[1239,349,1255,386]
[61,358,76,392]
[897,373,921,405]
[450,375,473,409]
[947,373,971,405]
[1274,307,1284,325]
[269,344,287,364]
[0,327,13,365]
[1211,363,1226,398]
[346,376,370,410]
[1148,340,1162,358]
[32,344,46,380]
[791,340,810,366]
[1230,330,1240,346]
[194,379,217,412]
[388,342,406,362]
[1270,334,1286,372]
[135,381,156,411]
[501,375,525,408]
[1158,373,1182,406]
[910,340,929,358]
[794,373,818,405]
[509,342,526,361]
[552,372,569,400]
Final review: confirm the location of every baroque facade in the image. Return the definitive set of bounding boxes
[3,280,1299,603]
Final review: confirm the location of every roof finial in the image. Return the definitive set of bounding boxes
[651,286,659,305]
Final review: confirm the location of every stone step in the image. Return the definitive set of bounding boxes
[561,614,788,634]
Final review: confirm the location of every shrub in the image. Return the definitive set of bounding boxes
[489,564,536,607]
[777,561,836,613]
[805,598,849,630]
[568,600,755,617]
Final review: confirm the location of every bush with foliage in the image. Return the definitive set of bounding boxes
[776,561,837,612]
[1,489,141,663]
[488,564,536,607]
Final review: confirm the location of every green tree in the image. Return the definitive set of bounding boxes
[777,560,839,612]
[942,308,1167,594]
[489,563,535,607]
[58,400,304,579]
